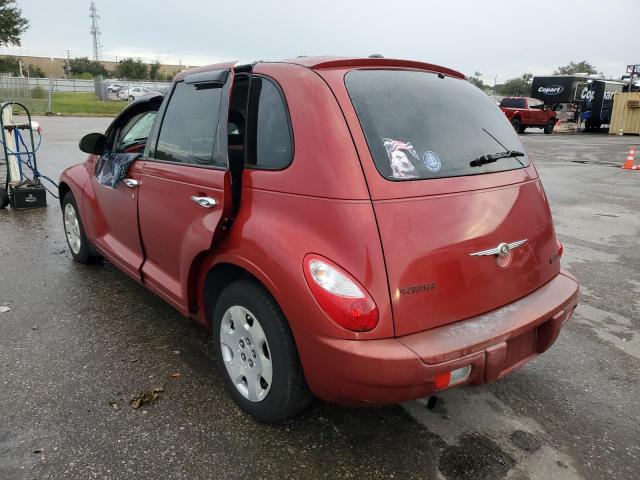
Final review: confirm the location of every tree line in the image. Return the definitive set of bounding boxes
[67,57,178,81]
[0,55,179,81]
[468,61,599,96]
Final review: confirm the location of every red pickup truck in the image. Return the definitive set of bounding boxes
[499,97,556,134]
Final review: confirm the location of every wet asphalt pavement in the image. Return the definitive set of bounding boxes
[1,117,639,480]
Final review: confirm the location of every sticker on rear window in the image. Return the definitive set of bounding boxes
[422,151,442,173]
[383,138,419,179]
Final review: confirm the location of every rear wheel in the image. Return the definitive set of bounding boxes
[62,191,102,264]
[511,117,522,134]
[212,279,311,423]
[544,119,555,134]
[128,95,135,102]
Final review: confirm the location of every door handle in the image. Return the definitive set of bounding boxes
[190,196,217,208]
[123,178,139,188]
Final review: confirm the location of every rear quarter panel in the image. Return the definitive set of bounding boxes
[203,189,394,340]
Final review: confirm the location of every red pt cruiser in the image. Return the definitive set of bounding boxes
[59,57,579,422]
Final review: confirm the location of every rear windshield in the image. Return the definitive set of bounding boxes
[345,70,529,181]
[499,97,526,108]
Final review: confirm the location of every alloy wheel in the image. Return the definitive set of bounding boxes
[64,203,82,254]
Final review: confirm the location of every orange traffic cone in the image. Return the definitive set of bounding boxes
[622,147,635,169]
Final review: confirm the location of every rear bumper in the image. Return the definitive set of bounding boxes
[297,270,579,406]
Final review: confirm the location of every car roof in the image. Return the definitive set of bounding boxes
[174,56,465,81]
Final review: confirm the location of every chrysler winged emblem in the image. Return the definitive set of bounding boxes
[470,239,527,258]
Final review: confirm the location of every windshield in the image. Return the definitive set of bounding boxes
[345,70,530,181]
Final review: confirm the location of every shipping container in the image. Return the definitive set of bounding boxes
[609,92,640,135]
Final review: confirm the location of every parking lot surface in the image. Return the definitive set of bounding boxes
[1,118,639,480]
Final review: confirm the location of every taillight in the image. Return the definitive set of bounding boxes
[303,254,379,332]
[557,238,564,258]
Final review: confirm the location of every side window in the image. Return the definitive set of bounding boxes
[116,111,157,152]
[155,81,223,167]
[248,77,292,170]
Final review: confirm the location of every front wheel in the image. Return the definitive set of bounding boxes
[212,279,311,423]
[128,95,135,102]
[544,119,555,134]
[62,192,102,264]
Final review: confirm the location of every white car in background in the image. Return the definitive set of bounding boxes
[117,86,160,101]
[106,83,123,93]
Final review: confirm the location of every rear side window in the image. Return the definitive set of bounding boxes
[528,98,543,109]
[346,70,529,181]
[155,82,223,167]
[499,97,526,109]
[247,77,292,170]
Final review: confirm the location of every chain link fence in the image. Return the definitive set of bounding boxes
[0,75,171,114]
[0,76,44,113]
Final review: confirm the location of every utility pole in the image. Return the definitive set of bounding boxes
[89,1,102,62]
[64,49,72,78]
[627,64,639,91]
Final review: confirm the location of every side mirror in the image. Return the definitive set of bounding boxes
[79,132,106,155]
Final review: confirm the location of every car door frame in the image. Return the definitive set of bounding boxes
[136,68,235,315]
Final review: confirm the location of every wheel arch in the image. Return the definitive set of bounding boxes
[193,256,283,332]
[58,181,71,207]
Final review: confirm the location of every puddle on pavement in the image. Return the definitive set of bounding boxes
[403,389,582,480]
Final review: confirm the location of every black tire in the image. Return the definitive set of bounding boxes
[212,279,312,423]
[544,119,555,134]
[62,191,102,264]
[0,187,8,209]
[128,95,135,102]
[511,117,522,134]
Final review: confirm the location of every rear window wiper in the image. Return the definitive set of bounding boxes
[470,150,525,167]
[470,128,526,167]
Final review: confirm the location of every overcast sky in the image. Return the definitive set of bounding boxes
[2,0,638,83]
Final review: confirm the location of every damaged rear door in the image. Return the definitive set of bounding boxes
[137,68,235,314]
